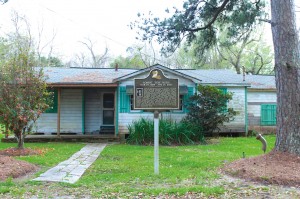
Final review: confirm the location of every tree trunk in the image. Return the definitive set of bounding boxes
[271,0,300,155]
[16,132,24,149]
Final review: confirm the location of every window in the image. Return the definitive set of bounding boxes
[179,95,184,111]
[45,89,58,113]
[103,93,115,125]
[261,104,277,126]
[103,93,114,108]
[130,95,134,110]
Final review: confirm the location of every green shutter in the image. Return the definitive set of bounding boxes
[45,89,58,113]
[219,88,227,94]
[183,87,194,113]
[119,86,130,113]
[261,104,277,126]
[218,88,228,112]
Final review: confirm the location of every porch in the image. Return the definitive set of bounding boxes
[36,87,119,136]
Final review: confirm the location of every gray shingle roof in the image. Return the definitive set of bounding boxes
[42,67,137,84]
[177,69,247,85]
[244,74,275,89]
[177,69,275,89]
[40,67,275,89]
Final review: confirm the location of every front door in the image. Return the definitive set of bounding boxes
[102,93,114,125]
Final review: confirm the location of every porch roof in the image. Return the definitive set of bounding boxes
[42,67,137,86]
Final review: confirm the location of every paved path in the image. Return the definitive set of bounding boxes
[34,143,106,184]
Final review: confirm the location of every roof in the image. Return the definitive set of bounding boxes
[40,66,275,90]
[244,74,276,90]
[41,67,137,86]
[177,69,275,89]
[177,69,250,86]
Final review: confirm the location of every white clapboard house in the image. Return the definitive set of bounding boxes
[34,64,276,136]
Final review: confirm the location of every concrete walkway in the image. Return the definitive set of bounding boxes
[34,143,106,184]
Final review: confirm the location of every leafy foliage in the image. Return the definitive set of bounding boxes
[39,56,64,67]
[126,118,204,145]
[184,85,236,135]
[132,0,266,56]
[188,25,274,74]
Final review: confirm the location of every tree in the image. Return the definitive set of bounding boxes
[0,36,50,149]
[271,1,300,154]
[171,26,273,73]
[71,38,110,68]
[0,12,51,149]
[133,0,300,155]
[39,56,64,67]
[184,85,236,136]
[110,54,146,69]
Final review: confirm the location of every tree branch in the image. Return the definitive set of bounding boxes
[184,0,230,32]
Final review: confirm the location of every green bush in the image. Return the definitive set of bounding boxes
[184,85,236,136]
[126,118,204,145]
[0,124,4,133]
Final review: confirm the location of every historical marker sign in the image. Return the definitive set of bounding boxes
[134,69,179,110]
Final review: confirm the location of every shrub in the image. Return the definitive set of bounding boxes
[184,85,236,136]
[126,118,205,145]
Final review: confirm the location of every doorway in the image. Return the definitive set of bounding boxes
[102,93,114,125]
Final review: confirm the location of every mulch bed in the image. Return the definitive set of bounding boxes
[0,148,41,181]
[222,150,300,187]
[0,147,43,156]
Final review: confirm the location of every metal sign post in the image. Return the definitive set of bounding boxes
[154,110,159,174]
[134,69,179,175]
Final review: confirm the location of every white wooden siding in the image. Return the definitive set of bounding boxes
[118,71,196,134]
[118,86,247,134]
[248,91,277,117]
[33,113,57,134]
[85,89,101,133]
[60,89,82,133]
[248,90,277,126]
[35,89,83,134]
[219,87,246,132]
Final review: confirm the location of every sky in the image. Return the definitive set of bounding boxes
[0,0,299,63]
[0,0,184,62]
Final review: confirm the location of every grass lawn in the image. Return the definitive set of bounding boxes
[0,135,276,198]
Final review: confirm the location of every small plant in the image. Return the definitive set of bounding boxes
[126,118,205,145]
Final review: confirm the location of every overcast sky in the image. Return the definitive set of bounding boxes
[0,0,299,62]
[0,0,184,61]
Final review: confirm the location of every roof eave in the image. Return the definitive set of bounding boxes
[47,83,118,88]
[113,64,202,83]
[201,83,251,87]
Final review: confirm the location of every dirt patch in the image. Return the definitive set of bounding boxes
[222,150,300,187]
[0,148,40,181]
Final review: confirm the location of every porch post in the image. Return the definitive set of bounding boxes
[115,87,118,136]
[57,88,61,137]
